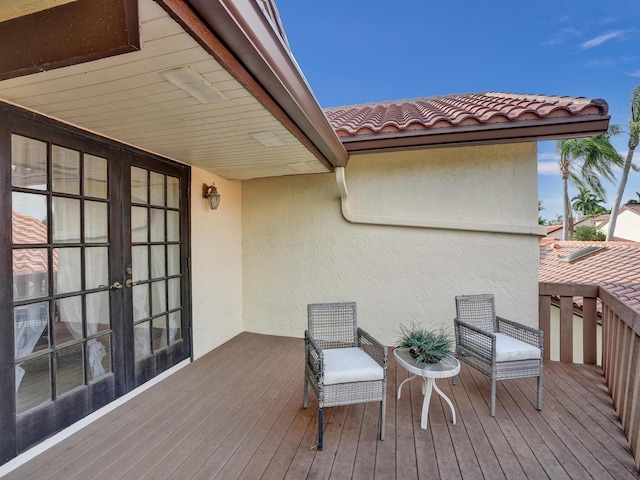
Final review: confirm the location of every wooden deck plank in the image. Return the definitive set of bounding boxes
[3,334,639,480]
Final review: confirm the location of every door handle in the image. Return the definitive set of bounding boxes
[109,281,124,290]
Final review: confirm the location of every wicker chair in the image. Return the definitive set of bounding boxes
[303,302,387,451]
[454,294,543,416]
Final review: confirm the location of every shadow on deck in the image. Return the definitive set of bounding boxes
[3,332,638,479]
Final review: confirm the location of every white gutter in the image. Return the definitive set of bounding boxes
[335,167,547,237]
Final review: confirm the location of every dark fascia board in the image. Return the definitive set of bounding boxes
[186,0,348,168]
[340,115,611,154]
[0,0,139,81]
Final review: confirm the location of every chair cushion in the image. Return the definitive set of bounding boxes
[322,347,384,385]
[495,333,541,362]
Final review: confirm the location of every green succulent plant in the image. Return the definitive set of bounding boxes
[397,323,453,363]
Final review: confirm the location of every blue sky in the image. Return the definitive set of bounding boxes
[275,0,640,222]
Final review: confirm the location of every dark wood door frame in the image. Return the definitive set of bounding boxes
[0,101,192,464]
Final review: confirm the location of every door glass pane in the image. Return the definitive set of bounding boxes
[167,176,179,208]
[12,192,48,244]
[134,321,151,360]
[88,335,111,381]
[12,134,47,190]
[152,316,168,351]
[133,284,150,321]
[167,211,179,242]
[13,249,49,301]
[85,201,108,243]
[132,246,149,282]
[52,197,80,243]
[150,245,165,279]
[84,154,107,199]
[86,291,110,334]
[150,172,164,206]
[54,248,81,294]
[150,209,165,242]
[14,302,49,357]
[52,145,80,194]
[151,280,166,315]
[168,278,180,310]
[167,245,180,276]
[56,344,84,396]
[54,296,83,345]
[131,207,148,243]
[16,355,51,414]
[169,311,182,342]
[85,247,108,289]
[131,167,148,204]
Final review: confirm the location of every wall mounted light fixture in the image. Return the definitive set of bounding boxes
[202,182,221,210]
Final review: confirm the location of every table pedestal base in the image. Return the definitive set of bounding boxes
[397,374,457,429]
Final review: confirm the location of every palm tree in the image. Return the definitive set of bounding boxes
[607,84,640,241]
[571,187,608,217]
[556,127,623,240]
[625,192,640,205]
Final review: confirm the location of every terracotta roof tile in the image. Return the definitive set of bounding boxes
[325,92,608,137]
[539,240,640,314]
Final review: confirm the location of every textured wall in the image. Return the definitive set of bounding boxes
[241,143,541,345]
[190,166,243,358]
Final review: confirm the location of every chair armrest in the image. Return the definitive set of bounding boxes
[497,316,544,349]
[305,330,324,377]
[357,328,388,369]
[454,317,495,360]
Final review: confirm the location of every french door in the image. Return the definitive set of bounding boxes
[0,105,191,462]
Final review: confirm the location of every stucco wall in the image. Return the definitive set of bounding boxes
[602,209,640,242]
[241,143,541,345]
[190,166,243,358]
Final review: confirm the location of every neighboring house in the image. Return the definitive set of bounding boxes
[546,223,563,239]
[539,239,640,363]
[0,0,611,464]
[599,205,640,242]
[546,214,609,239]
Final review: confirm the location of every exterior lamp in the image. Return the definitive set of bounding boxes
[202,182,221,210]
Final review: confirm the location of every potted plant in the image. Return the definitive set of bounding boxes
[396,323,453,363]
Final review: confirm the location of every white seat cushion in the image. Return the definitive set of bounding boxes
[494,333,541,362]
[322,347,384,385]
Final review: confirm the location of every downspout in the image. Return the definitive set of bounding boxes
[335,167,546,237]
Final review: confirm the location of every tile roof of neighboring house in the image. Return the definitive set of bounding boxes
[539,240,640,314]
[324,92,610,153]
[546,224,563,235]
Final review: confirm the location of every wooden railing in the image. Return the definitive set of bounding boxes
[539,282,640,469]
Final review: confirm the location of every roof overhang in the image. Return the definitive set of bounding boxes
[181,0,348,167]
[339,114,611,154]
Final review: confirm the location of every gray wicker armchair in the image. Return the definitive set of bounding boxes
[303,302,387,451]
[454,294,543,416]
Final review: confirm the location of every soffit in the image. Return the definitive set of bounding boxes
[0,0,329,180]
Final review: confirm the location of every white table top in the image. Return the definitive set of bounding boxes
[394,348,460,379]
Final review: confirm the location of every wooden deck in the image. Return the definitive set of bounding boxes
[3,332,639,480]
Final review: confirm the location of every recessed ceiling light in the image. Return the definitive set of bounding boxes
[249,131,285,147]
[160,66,229,104]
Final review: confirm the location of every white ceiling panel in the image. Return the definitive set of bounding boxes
[0,0,329,179]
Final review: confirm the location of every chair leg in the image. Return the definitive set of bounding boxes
[379,397,386,441]
[490,379,496,417]
[318,407,323,451]
[536,375,543,411]
[452,375,457,385]
[303,376,308,408]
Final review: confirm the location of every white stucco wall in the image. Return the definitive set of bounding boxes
[241,143,541,346]
[190,166,243,358]
[601,209,640,242]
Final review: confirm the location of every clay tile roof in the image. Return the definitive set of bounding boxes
[539,240,640,314]
[325,92,610,153]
